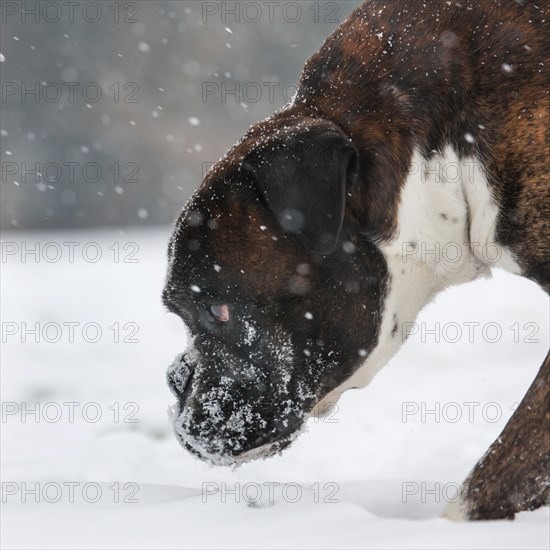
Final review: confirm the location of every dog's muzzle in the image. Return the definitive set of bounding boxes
[166,346,312,466]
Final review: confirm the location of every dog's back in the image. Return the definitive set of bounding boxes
[294,0,549,286]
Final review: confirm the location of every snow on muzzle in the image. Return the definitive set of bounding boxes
[166,346,315,466]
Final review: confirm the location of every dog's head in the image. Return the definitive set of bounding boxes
[163,114,388,465]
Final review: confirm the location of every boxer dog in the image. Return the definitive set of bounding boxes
[163,0,549,520]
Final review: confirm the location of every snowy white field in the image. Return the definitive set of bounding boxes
[1,227,549,549]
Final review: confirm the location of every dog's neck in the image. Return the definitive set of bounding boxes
[317,145,519,408]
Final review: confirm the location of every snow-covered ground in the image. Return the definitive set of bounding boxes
[1,228,549,549]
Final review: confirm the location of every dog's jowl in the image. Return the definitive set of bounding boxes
[163,0,549,520]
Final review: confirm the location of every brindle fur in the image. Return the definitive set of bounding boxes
[165,0,549,520]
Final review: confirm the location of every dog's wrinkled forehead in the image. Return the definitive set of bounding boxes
[168,111,359,282]
[167,165,302,303]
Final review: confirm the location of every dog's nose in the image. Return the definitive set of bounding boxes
[166,353,194,397]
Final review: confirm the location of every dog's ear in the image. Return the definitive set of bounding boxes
[243,120,358,255]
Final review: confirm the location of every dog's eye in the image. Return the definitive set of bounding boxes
[209,304,230,322]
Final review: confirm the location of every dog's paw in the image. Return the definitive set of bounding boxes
[442,495,469,521]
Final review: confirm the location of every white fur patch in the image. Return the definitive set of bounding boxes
[317,147,518,407]
[442,496,470,521]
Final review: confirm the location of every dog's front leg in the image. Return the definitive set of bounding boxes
[446,350,550,520]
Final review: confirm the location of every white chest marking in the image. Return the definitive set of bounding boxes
[315,147,521,410]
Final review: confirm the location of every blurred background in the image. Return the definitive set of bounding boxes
[1,0,361,230]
